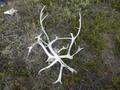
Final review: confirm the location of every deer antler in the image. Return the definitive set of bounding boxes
[28,6,83,84]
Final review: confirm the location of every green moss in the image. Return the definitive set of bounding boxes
[80,15,105,55]
[39,0,62,6]
[0,24,8,32]
[115,35,120,57]
[113,76,120,89]
[60,58,111,89]
[111,0,120,11]
[0,18,4,23]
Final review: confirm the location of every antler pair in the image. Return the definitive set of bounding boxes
[28,6,83,84]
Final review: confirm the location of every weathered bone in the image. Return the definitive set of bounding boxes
[28,6,83,84]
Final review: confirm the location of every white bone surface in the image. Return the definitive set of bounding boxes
[4,8,17,16]
[28,6,83,84]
